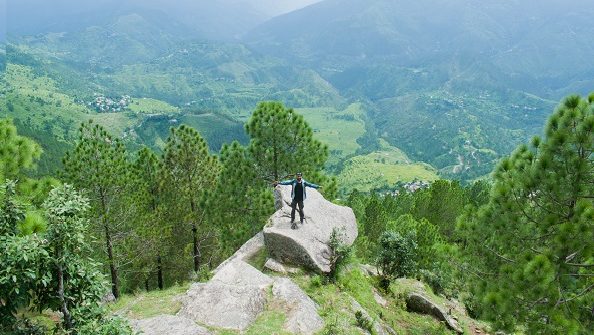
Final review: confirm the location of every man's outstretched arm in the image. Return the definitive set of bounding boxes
[304,181,321,189]
[277,179,294,186]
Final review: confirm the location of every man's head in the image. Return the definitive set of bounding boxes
[296,172,302,181]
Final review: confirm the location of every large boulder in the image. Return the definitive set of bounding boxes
[264,185,357,272]
[130,315,211,335]
[177,281,267,331]
[176,259,272,331]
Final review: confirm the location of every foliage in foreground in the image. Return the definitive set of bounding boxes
[1,183,133,334]
[459,94,594,333]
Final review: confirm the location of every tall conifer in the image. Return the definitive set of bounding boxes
[61,120,129,299]
[162,125,218,272]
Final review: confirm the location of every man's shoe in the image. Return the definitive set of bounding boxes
[291,222,297,229]
[300,219,304,225]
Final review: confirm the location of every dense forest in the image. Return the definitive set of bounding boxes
[1,94,593,334]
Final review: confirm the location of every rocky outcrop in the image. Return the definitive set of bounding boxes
[140,186,359,333]
[272,278,324,334]
[264,185,357,273]
[130,315,211,335]
[406,293,463,334]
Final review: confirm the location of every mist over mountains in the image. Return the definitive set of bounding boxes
[6,0,320,41]
[4,0,594,182]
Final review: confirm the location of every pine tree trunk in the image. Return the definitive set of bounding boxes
[157,255,164,290]
[145,278,150,292]
[104,224,120,299]
[192,223,200,272]
[57,264,73,329]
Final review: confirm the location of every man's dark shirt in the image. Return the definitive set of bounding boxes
[294,181,304,201]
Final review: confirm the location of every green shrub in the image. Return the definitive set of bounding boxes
[325,228,352,283]
[376,231,417,287]
[310,274,323,288]
[386,214,441,269]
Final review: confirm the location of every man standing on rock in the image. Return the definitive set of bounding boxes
[274,172,321,229]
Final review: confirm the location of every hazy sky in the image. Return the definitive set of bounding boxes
[6,0,321,37]
[0,0,6,42]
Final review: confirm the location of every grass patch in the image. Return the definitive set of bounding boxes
[109,283,189,319]
[245,246,269,271]
[128,97,180,114]
[245,311,291,335]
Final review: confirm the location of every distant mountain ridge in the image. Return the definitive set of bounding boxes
[245,0,594,97]
[6,0,322,41]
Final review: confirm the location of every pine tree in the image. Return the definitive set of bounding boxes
[245,101,328,182]
[0,118,42,179]
[363,193,388,242]
[459,94,594,333]
[162,125,218,272]
[130,147,169,290]
[412,180,467,240]
[61,120,129,299]
[208,141,273,257]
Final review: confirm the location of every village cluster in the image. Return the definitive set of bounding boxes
[88,94,132,113]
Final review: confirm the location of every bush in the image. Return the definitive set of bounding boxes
[324,228,352,283]
[310,274,323,288]
[72,305,134,335]
[386,214,441,269]
[376,231,417,286]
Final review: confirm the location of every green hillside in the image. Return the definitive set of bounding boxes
[337,140,439,192]
[1,63,250,174]
[297,102,366,165]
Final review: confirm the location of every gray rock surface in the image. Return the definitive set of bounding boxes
[350,297,395,335]
[272,278,324,334]
[177,282,267,331]
[213,232,265,273]
[405,293,463,334]
[264,185,357,272]
[211,259,273,288]
[264,258,299,274]
[130,315,211,335]
[373,289,388,307]
[176,258,272,331]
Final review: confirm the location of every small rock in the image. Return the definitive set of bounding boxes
[101,292,116,303]
[130,315,211,335]
[373,289,388,307]
[264,258,299,274]
[405,293,463,334]
[213,232,265,273]
[359,264,379,276]
[264,258,288,274]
